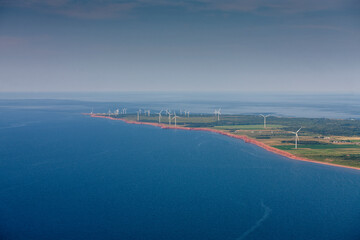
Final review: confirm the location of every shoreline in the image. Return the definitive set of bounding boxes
[87,114,360,171]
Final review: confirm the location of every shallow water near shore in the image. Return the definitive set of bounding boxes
[0,100,360,240]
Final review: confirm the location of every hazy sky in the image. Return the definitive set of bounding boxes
[0,0,359,92]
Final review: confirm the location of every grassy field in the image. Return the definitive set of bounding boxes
[213,124,283,130]
[273,147,360,167]
[273,144,360,150]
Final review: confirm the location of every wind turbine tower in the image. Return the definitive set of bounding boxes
[260,114,270,128]
[166,110,173,125]
[291,127,302,149]
[172,115,180,127]
[157,110,163,123]
[216,108,221,121]
[137,110,141,121]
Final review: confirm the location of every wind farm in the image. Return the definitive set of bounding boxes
[89,108,360,169]
[2,0,360,238]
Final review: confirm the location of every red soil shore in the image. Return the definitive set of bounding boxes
[87,114,360,171]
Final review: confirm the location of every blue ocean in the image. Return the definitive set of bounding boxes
[1,97,360,240]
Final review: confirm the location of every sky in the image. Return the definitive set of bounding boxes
[0,0,359,93]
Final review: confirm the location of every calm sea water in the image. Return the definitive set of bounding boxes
[0,99,360,240]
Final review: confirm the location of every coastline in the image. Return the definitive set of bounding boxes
[87,114,360,171]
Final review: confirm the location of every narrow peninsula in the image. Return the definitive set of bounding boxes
[87,112,360,171]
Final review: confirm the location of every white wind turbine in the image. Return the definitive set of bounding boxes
[216,108,221,121]
[166,110,173,125]
[91,108,93,114]
[137,110,141,121]
[172,114,181,127]
[157,110,163,123]
[260,114,270,128]
[291,127,302,149]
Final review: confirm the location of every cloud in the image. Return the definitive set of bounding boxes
[194,0,358,13]
[56,2,138,19]
[1,0,139,19]
[290,24,356,34]
[1,0,71,8]
[0,34,53,50]
[1,0,358,19]
[0,36,25,48]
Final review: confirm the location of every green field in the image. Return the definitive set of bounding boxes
[271,147,360,167]
[273,144,360,150]
[214,124,283,130]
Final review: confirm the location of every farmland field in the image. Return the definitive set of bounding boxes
[213,124,283,130]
